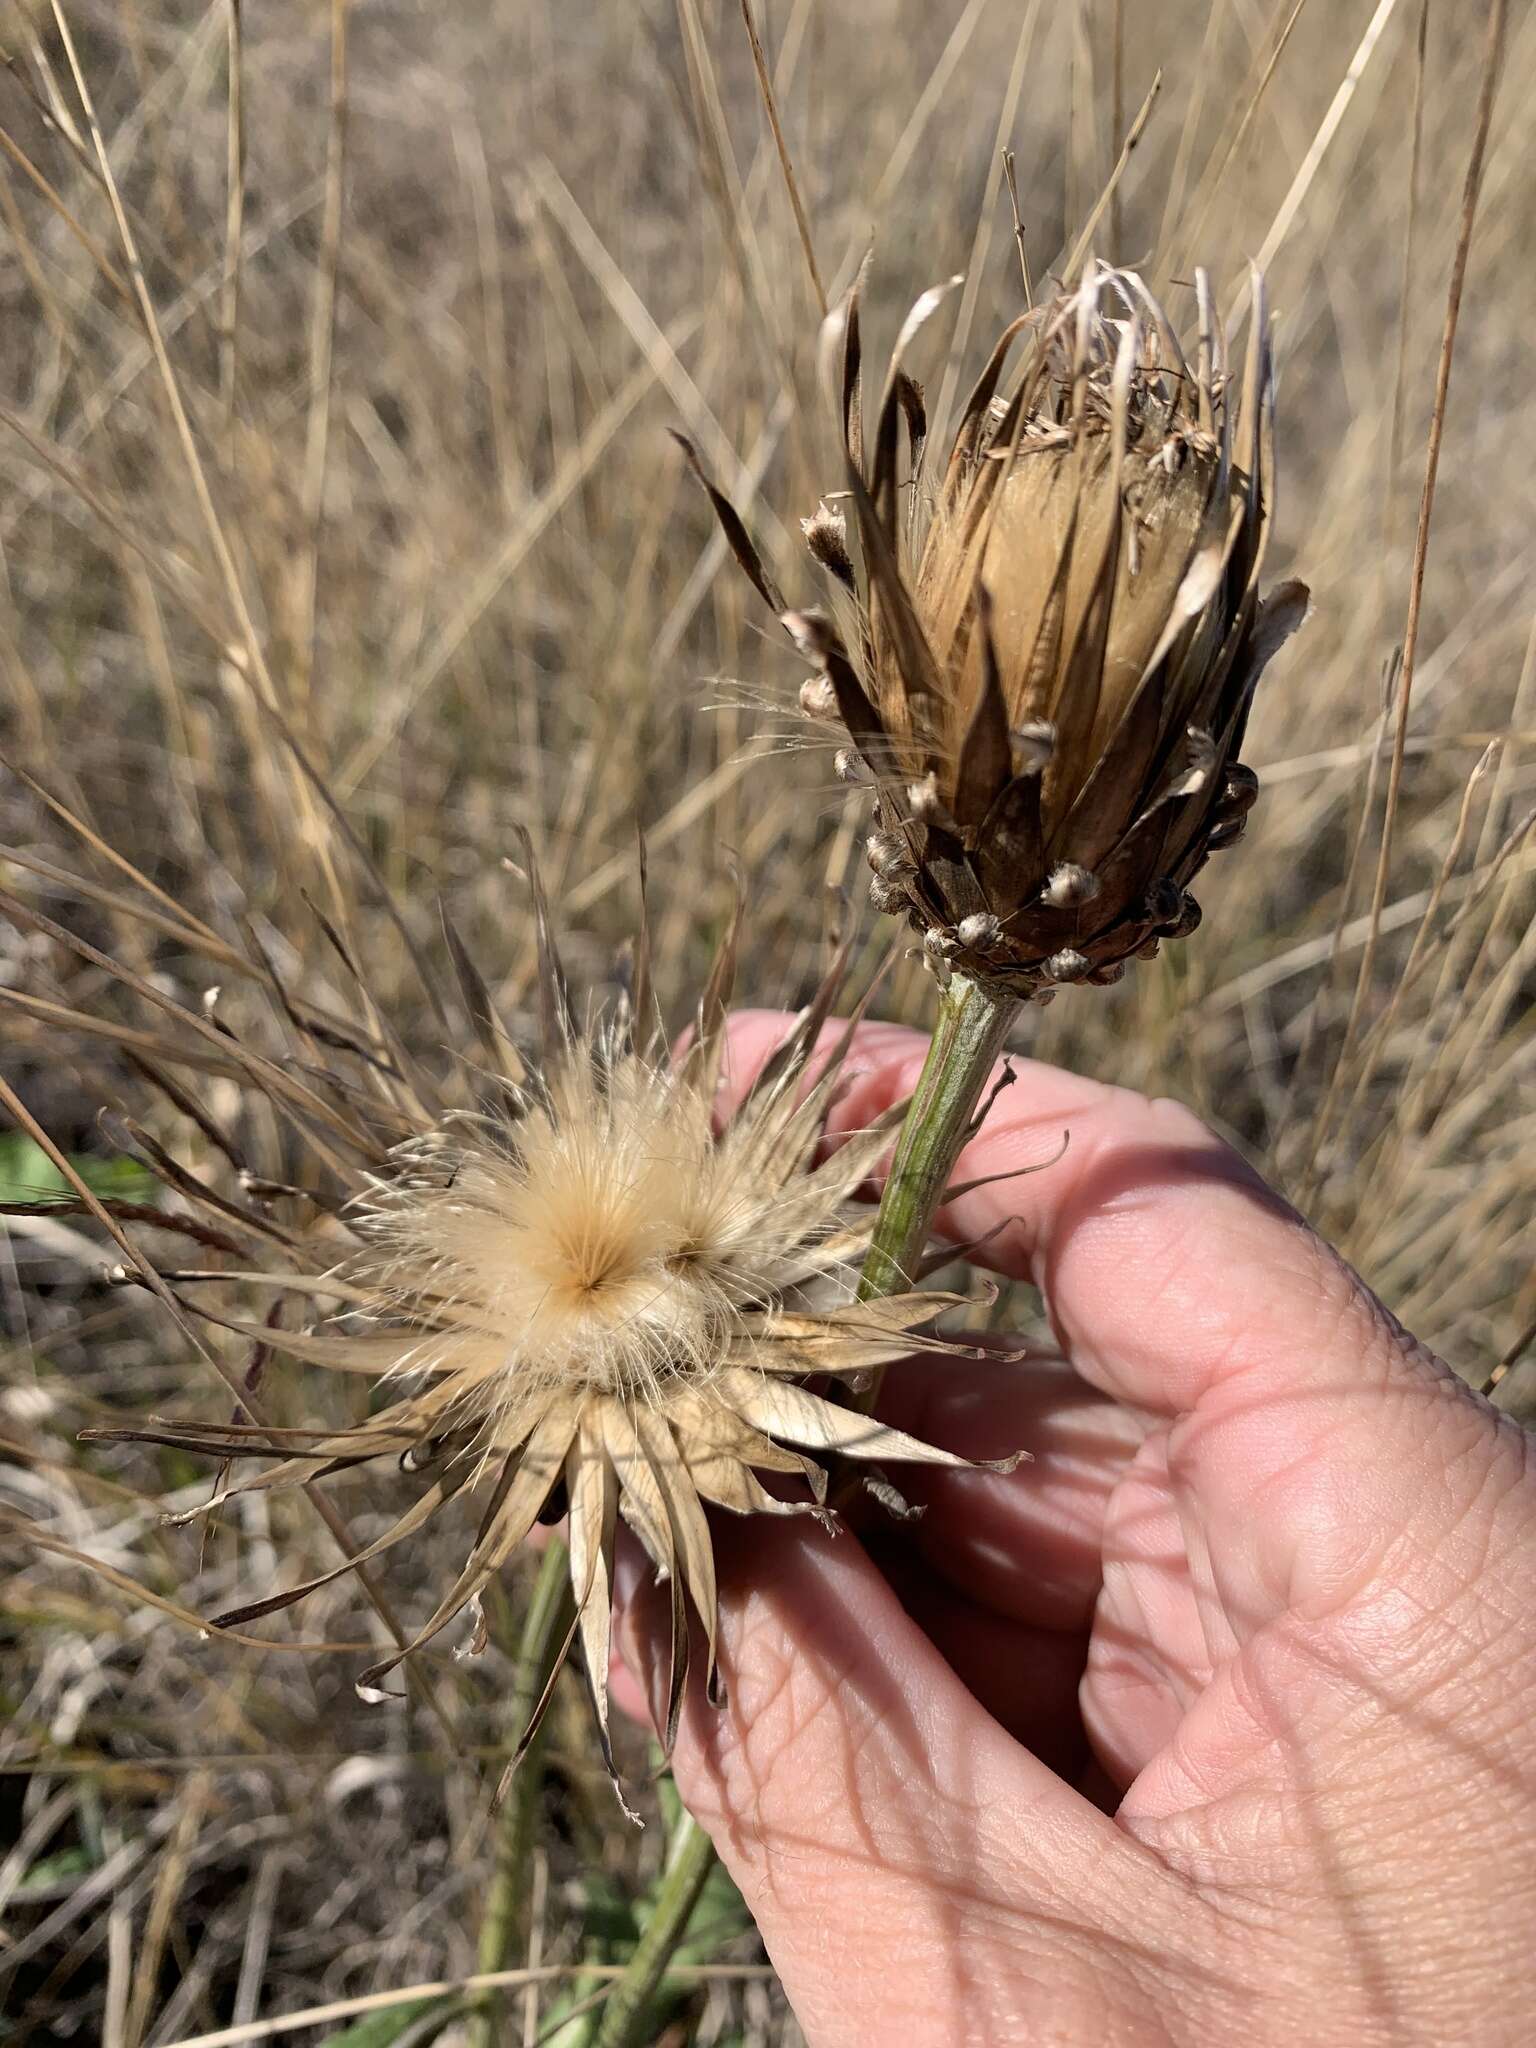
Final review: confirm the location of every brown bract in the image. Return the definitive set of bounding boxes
[37,861,1012,1814]
[684,263,1309,999]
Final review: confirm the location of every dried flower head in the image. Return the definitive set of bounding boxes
[682,264,1309,997]
[18,850,1010,1811]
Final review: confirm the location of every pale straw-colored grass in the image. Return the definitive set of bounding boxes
[1,1,1531,2041]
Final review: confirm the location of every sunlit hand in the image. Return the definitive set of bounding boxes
[615,1015,1536,2047]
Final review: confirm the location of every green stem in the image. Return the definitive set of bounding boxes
[857,971,1019,1309]
[470,1536,575,2048]
[593,1809,719,2048]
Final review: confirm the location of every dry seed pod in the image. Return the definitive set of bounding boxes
[684,263,1309,996]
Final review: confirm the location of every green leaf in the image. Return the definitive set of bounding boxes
[314,1994,459,2048]
[16,1845,96,1895]
[579,1869,640,1949]
[0,1130,157,1207]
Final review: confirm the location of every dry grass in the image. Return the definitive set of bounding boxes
[1,0,1532,2041]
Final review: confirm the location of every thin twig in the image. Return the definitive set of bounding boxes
[291,0,349,708]
[149,1963,775,2048]
[739,0,825,315]
[1228,0,1406,325]
[218,0,244,446]
[470,1541,575,2048]
[1332,0,1508,1088]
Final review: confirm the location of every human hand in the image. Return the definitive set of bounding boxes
[614,1016,1536,2046]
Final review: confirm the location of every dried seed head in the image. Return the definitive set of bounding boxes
[1170,893,1203,937]
[1221,763,1260,817]
[1143,877,1184,926]
[53,880,1010,1809]
[907,773,957,831]
[868,872,909,914]
[693,263,1309,997]
[782,607,837,664]
[1167,727,1218,798]
[833,747,868,785]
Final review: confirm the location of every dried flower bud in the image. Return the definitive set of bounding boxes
[1143,877,1184,926]
[866,829,912,877]
[801,498,854,585]
[691,264,1310,997]
[956,912,1002,952]
[1045,862,1100,908]
[799,673,839,720]
[1045,948,1091,983]
[868,872,909,914]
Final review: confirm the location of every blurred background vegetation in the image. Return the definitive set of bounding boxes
[0,0,1530,2041]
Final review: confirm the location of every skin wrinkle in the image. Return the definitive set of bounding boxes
[1098,1429,1210,1681]
[1132,1594,1531,1919]
[1167,1388,1382,1624]
[1340,1561,1536,1765]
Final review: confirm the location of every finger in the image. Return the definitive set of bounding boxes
[720,1011,1446,1420]
[1083,1427,1209,1787]
[721,1012,1513,1645]
[870,1535,1092,1778]
[615,1514,1189,2047]
[605,1490,1096,1762]
[875,1349,1148,1632]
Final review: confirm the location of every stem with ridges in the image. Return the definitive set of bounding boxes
[857,971,1019,1309]
[470,1536,574,2048]
[593,1808,719,2048]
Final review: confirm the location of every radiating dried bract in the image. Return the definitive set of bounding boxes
[43,861,1011,1812]
[685,264,1309,996]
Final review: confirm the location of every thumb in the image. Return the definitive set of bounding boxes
[615,1515,1198,2046]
